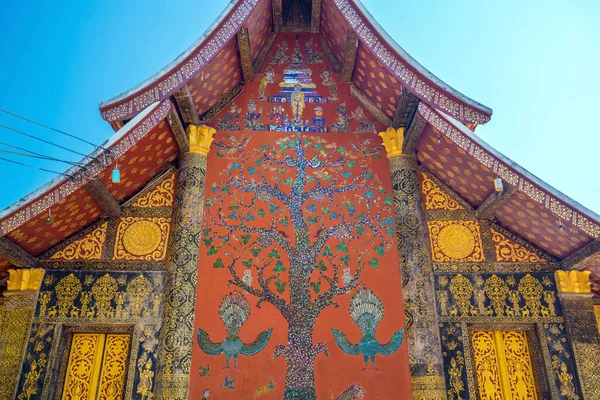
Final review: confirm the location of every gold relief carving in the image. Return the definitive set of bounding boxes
[50,222,107,261]
[187,124,216,155]
[410,374,447,400]
[132,172,175,208]
[420,172,465,211]
[518,274,543,317]
[55,273,82,317]
[448,353,466,399]
[595,306,600,335]
[97,334,131,399]
[18,353,47,400]
[472,330,538,400]
[555,361,578,399]
[114,217,171,261]
[484,275,509,316]
[554,270,591,294]
[378,127,405,158]
[449,274,474,315]
[491,228,544,263]
[91,274,119,318]
[62,334,105,399]
[6,268,44,291]
[428,220,485,262]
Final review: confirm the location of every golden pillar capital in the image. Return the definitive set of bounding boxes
[187,124,216,155]
[6,268,44,294]
[379,127,406,158]
[555,270,591,295]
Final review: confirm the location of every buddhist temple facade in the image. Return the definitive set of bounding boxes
[1,0,599,399]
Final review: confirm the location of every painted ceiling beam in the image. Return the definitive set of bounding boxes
[560,240,600,270]
[168,108,189,153]
[173,85,201,126]
[349,83,392,126]
[320,37,341,73]
[402,112,426,155]
[237,28,255,83]
[253,33,276,73]
[200,82,244,122]
[310,0,322,33]
[0,237,39,269]
[273,0,283,32]
[340,31,358,83]
[392,89,420,130]
[476,183,517,220]
[84,178,122,218]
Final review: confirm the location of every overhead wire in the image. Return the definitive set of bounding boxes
[0,141,88,168]
[0,108,110,151]
[0,156,74,179]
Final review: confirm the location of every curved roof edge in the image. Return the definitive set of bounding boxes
[418,103,600,239]
[98,0,259,123]
[343,0,493,125]
[0,101,172,237]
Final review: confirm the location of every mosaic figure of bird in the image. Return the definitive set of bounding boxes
[222,375,236,390]
[198,364,210,377]
[332,288,404,370]
[213,136,250,157]
[197,291,272,369]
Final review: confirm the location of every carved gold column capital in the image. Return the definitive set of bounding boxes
[6,268,44,294]
[555,270,592,294]
[378,127,406,158]
[187,124,216,155]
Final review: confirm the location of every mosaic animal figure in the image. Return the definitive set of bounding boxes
[197,291,273,369]
[332,288,404,370]
[198,364,210,377]
[253,379,276,399]
[222,375,236,389]
[213,136,250,157]
[334,384,365,400]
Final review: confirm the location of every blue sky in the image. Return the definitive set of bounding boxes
[0,0,598,215]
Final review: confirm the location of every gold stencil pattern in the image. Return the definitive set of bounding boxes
[97,334,130,399]
[62,333,130,400]
[62,334,105,399]
[50,222,107,261]
[114,217,170,260]
[132,172,175,208]
[420,172,465,211]
[472,330,538,400]
[595,306,600,336]
[428,220,484,262]
[491,228,544,263]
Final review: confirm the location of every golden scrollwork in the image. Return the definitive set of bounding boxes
[6,268,44,291]
[428,220,485,262]
[55,273,83,317]
[484,275,510,316]
[490,229,544,263]
[97,334,130,399]
[595,306,600,336]
[187,124,216,155]
[132,172,176,208]
[91,274,119,318]
[554,270,591,294]
[114,217,171,261]
[449,274,474,315]
[62,334,105,399]
[126,275,152,316]
[378,127,405,158]
[472,330,538,400]
[50,222,107,261]
[518,274,543,317]
[420,172,465,211]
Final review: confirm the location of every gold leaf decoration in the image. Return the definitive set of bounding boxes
[50,222,107,261]
[420,172,465,211]
[491,229,544,263]
[114,217,171,261]
[132,172,176,208]
[97,334,131,399]
[428,220,484,262]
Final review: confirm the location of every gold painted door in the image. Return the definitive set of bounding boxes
[62,333,131,400]
[472,330,538,400]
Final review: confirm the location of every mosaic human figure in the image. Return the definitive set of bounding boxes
[258,67,274,100]
[291,84,305,120]
[321,68,338,101]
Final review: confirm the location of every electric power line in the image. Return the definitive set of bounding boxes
[0,156,74,179]
[0,141,87,168]
[0,123,100,162]
[0,108,110,151]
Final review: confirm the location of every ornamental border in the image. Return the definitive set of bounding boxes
[99,0,260,122]
[418,102,600,240]
[331,0,492,125]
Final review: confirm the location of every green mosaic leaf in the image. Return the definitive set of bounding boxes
[336,241,348,253]
[369,257,379,269]
[273,260,286,273]
[242,259,252,269]
[310,281,321,294]
[315,260,327,271]
[268,248,281,259]
[274,281,287,294]
[207,246,218,256]
[241,234,251,245]
[213,258,225,268]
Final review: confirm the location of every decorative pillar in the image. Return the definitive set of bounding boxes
[379,127,446,399]
[0,268,43,399]
[555,270,600,399]
[157,124,215,399]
